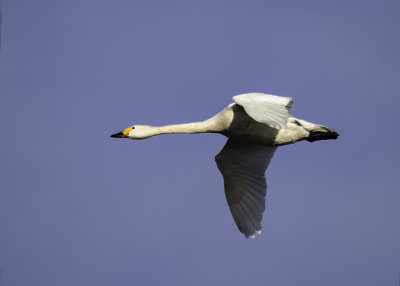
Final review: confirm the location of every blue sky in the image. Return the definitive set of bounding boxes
[0,0,399,285]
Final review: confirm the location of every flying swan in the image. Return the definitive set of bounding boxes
[111,93,338,238]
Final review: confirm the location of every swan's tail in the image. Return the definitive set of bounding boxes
[294,118,339,142]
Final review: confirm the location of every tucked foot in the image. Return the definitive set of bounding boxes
[307,126,339,142]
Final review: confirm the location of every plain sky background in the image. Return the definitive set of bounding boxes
[0,0,399,285]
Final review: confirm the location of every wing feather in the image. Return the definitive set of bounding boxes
[215,139,276,238]
[232,93,293,130]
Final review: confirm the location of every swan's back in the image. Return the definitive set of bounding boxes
[223,104,279,146]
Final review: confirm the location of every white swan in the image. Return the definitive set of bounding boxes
[111,93,338,238]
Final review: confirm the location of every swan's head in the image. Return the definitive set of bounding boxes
[110,125,155,140]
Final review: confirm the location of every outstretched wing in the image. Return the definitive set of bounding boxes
[215,139,276,238]
[233,93,293,130]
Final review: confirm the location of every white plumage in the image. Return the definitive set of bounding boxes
[111,93,338,238]
[233,93,293,129]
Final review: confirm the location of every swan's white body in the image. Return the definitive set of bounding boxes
[111,93,338,238]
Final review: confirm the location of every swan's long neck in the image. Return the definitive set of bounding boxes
[136,116,227,139]
[158,119,220,134]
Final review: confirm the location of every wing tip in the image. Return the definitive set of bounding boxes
[246,229,262,239]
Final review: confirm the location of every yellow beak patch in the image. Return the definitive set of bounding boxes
[122,126,134,136]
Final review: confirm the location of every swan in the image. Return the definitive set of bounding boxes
[111,93,338,238]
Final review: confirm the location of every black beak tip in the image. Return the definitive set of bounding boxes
[110,131,126,138]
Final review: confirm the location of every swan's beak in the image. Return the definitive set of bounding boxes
[110,131,128,138]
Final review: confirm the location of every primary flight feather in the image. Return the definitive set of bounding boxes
[111,93,338,238]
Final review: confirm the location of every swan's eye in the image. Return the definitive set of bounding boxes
[131,126,135,129]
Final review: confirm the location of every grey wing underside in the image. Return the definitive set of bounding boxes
[215,139,276,238]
